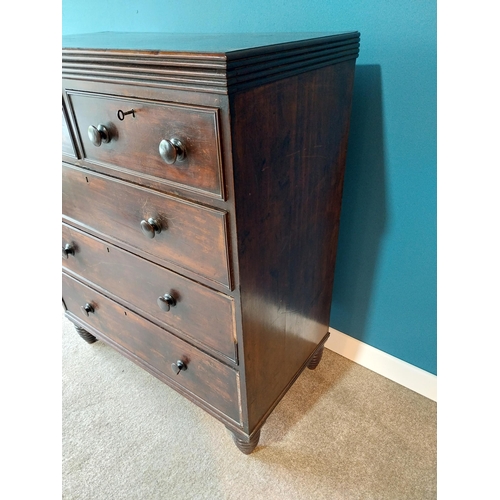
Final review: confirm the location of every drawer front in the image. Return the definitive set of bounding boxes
[62,164,231,289]
[62,273,241,424]
[62,224,237,362]
[67,91,223,199]
[62,106,77,158]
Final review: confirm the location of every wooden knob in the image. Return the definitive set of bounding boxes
[157,294,176,312]
[159,138,186,164]
[81,303,94,317]
[140,218,162,238]
[62,243,75,259]
[88,124,110,147]
[171,360,187,375]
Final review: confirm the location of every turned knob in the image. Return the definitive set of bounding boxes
[88,124,110,147]
[157,294,176,312]
[62,243,75,259]
[159,138,186,164]
[81,303,94,317]
[140,218,162,238]
[171,360,187,375]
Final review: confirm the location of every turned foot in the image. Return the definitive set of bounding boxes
[74,324,98,344]
[231,429,261,454]
[307,345,324,370]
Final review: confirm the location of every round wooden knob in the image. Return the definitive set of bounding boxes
[140,218,162,238]
[171,360,187,375]
[81,303,94,317]
[88,124,110,147]
[159,138,186,164]
[157,294,176,312]
[62,243,75,258]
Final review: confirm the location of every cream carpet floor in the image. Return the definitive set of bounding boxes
[62,315,437,499]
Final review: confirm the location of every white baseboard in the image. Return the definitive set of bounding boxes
[325,328,437,402]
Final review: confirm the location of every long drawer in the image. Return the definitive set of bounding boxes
[66,91,224,199]
[62,272,241,424]
[62,163,232,289]
[62,223,237,362]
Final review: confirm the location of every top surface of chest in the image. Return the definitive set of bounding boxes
[62,31,358,54]
[62,32,360,94]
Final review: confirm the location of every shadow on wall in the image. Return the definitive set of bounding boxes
[330,64,387,341]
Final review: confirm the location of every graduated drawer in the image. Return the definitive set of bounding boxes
[62,164,231,289]
[62,223,237,363]
[67,90,224,199]
[62,273,241,424]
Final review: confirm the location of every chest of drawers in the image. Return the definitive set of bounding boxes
[62,32,359,454]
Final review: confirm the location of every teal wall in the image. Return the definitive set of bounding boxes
[63,1,437,375]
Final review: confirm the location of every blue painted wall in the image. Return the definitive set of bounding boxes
[63,0,437,374]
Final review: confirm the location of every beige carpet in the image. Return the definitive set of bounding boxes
[62,315,436,499]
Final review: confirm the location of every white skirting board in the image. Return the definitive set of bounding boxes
[325,328,437,402]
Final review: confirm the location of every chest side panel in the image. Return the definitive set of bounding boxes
[231,61,357,430]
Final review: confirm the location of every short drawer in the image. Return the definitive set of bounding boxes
[62,272,241,424]
[62,223,237,362]
[67,90,224,199]
[62,164,231,289]
[62,105,77,158]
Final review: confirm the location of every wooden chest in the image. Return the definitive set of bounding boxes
[62,32,359,453]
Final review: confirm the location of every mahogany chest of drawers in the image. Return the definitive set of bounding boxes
[62,32,359,454]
